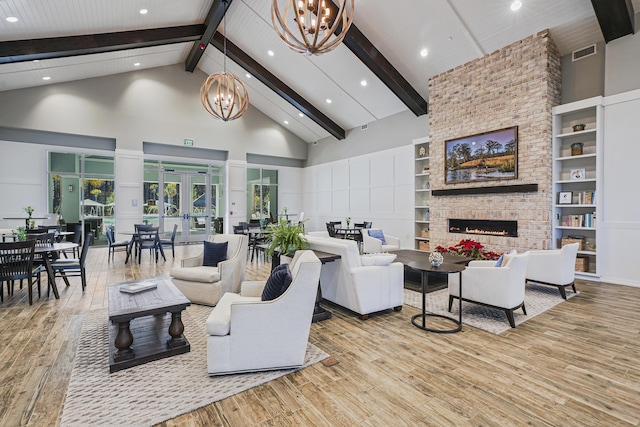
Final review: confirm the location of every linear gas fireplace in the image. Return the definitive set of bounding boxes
[449,219,518,237]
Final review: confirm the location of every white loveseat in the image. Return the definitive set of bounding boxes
[170,234,248,306]
[205,250,321,375]
[305,234,404,319]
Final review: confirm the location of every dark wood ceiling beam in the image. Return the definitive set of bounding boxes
[210,32,345,140]
[324,1,427,116]
[185,0,233,72]
[0,25,204,64]
[591,0,635,43]
[342,25,428,116]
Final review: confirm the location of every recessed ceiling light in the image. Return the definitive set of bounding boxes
[420,48,429,57]
[139,9,148,14]
[246,73,252,79]
[326,99,332,104]
[6,16,18,23]
[268,50,274,56]
[448,36,453,41]
[134,62,141,67]
[298,113,304,117]
[284,120,289,125]
[510,1,522,11]
[42,76,51,81]
[360,80,367,87]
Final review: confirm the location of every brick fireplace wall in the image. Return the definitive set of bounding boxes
[428,30,561,253]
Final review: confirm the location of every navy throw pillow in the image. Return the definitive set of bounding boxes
[202,241,228,267]
[261,263,293,301]
[368,229,386,245]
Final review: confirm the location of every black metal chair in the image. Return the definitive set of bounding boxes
[326,222,337,238]
[0,240,37,304]
[51,233,93,291]
[159,224,178,258]
[106,225,130,262]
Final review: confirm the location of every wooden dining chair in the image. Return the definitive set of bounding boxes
[159,224,178,258]
[0,240,37,304]
[51,234,93,291]
[106,225,130,262]
[136,226,165,263]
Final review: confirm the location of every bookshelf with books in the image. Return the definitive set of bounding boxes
[414,137,430,251]
[552,97,603,278]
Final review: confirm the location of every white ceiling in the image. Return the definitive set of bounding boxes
[0,0,635,142]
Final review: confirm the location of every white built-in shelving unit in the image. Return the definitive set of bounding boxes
[551,96,603,279]
[414,137,430,251]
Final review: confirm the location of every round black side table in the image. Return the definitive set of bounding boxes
[408,260,465,333]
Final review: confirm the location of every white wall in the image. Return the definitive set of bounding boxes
[0,64,308,161]
[303,145,414,248]
[604,12,640,97]
[306,110,428,166]
[600,89,640,287]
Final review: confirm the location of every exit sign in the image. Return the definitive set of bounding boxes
[184,138,194,147]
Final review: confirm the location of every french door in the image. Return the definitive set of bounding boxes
[160,172,211,243]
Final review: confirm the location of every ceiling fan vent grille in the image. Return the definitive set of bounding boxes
[572,44,596,61]
[361,124,368,131]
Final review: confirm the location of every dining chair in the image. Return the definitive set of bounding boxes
[0,240,37,305]
[51,233,93,291]
[136,226,165,263]
[159,224,178,258]
[106,225,130,262]
[62,224,83,258]
[26,232,56,293]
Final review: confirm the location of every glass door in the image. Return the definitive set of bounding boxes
[161,171,211,243]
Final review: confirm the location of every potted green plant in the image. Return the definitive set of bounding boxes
[265,212,308,269]
[12,226,26,241]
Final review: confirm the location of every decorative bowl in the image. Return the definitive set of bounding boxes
[572,124,586,132]
[429,252,444,267]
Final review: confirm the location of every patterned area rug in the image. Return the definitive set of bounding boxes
[60,305,328,427]
[404,283,578,335]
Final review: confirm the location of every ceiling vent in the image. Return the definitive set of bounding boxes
[312,141,318,146]
[572,44,596,62]
[361,124,368,131]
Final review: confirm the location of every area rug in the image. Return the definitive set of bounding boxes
[60,305,329,427]
[404,283,578,335]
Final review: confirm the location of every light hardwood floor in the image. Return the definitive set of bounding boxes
[1,244,639,426]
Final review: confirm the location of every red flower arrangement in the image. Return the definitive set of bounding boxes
[435,239,500,260]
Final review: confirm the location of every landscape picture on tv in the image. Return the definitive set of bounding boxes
[445,126,518,184]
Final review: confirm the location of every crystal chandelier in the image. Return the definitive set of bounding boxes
[200,0,249,122]
[271,0,355,55]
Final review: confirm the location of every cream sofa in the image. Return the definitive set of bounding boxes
[205,250,321,375]
[170,234,248,306]
[305,234,404,319]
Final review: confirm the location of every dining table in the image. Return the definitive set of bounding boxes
[121,231,166,264]
[34,242,79,299]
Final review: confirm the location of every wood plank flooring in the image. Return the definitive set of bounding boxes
[0,244,639,426]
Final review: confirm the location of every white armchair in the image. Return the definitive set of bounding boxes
[448,252,530,328]
[205,250,321,375]
[170,234,248,306]
[525,243,579,299]
[362,229,401,253]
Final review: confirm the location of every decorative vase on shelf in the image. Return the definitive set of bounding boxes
[429,252,444,267]
[570,142,583,156]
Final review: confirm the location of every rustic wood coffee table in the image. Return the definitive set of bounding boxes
[108,278,191,373]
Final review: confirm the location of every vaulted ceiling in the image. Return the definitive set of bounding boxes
[0,0,637,143]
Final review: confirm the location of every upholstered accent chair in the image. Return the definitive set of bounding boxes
[205,250,321,375]
[525,243,579,299]
[170,234,248,306]
[362,228,401,253]
[448,252,530,328]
